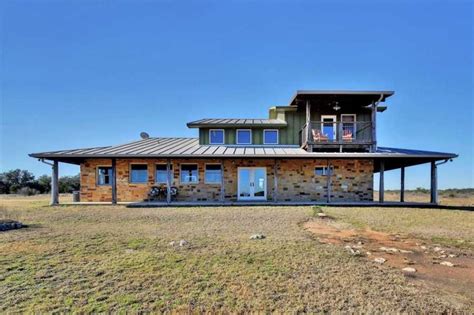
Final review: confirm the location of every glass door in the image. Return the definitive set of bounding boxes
[321,115,337,141]
[238,167,267,200]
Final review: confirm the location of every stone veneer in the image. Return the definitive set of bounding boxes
[80,158,373,202]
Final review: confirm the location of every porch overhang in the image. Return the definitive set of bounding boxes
[289,90,394,108]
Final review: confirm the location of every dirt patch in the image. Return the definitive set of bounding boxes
[304,219,474,307]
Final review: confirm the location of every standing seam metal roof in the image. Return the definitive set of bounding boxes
[29,137,457,160]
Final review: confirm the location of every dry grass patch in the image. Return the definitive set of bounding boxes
[322,207,474,250]
[0,197,472,312]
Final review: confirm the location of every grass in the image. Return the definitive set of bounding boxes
[0,195,473,312]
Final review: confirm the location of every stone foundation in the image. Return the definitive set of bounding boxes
[80,158,373,202]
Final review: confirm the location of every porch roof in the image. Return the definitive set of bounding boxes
[289,90,394,107]
[29,137,457,171]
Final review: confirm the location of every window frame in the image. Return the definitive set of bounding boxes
[180,163,199,184]
[209,129,225,145]
[96,166,112,186]
[341,114,357,138]
[204,163,222,184]
[155,163,172,184]
[263,129,279,145]
[236,129,252,145]
[129,163,149,184]
[314,166,334,176]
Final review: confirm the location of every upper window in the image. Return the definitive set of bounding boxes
[209,129,224,144]
[315,166,333,176]
[130,164,148,183]
[263,129,279,144]
[205,164,222,184]
[180,164,198,183]
[236,129,252,144]
[97,166,112,185]
[156,164,172,184]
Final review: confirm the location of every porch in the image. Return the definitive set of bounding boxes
[300,120,374,151]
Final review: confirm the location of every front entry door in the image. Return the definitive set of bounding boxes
[321,115,337,141]
[238,167,267,200]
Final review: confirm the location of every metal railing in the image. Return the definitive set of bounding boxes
[300,121,373,146]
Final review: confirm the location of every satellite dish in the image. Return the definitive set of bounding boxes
[140,132,150,139]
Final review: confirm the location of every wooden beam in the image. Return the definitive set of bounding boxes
[326,160,331,203]
[430,161,438,204]
[371,100,377,152]
[166,159,172,204]
[379,160,384,203]
[400,166,405,203]
[111,158,117,204]
[306,100,311,148]
[50,160,59,206]
[273,159,278,202]
[220,159,225,202]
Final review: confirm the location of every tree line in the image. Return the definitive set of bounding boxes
[0,169,80,195]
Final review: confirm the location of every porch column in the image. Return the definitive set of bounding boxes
[379,160,384,203]
[430,161,438,204]
[306,100,312,149]
[50,160,59,206]
[220,159,225,203]
[400,166,405,202]
[166,159,172,204]
[326,160,331,203]
[111,158,117,204]
[371,101,377,152]
[273,159,278,202]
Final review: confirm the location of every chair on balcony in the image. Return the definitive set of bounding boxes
[342,130,353,142]
[312,129,329,142]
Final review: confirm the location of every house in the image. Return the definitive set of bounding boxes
[29,90,457,205]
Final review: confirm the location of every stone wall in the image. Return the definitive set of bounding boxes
[80,158,373,202]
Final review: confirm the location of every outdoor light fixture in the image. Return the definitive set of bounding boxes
[332,101,341,111]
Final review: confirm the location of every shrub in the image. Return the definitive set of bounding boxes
[17,187,40,196]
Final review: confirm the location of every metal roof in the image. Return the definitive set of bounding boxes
[289,90,394,106]
[29,138,457,171]
[187,118,287,128]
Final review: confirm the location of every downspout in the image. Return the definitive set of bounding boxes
[39,158,59,206]
[431,159,453,204]
[39,158,53,167]
[372,94,384,152]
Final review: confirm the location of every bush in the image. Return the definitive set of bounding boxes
[17,187,40,196]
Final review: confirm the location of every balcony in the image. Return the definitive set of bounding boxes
[300,121,374,152]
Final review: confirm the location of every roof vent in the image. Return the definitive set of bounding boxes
[140,132,150,139]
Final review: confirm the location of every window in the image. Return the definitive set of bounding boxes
[156,164,172,183]
[209,129,224,144]
[263,129,279,144]
[130,164,148,183]
[180,164,198,183]
[236,129,252,144]
[315,166,333,176]
[341,114,356,139]
[97,166,112,185]
[205,164,222,184]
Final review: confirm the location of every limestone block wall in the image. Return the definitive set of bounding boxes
[80,158,373,202]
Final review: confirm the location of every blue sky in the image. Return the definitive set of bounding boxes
[1,0,472,189]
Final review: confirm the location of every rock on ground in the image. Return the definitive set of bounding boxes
[374,257,386,264]
[250,234,266,240]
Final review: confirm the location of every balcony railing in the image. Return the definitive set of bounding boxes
[300,121,373,147]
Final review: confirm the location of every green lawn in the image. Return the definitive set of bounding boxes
[0,196,472,312]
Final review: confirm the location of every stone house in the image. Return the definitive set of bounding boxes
[30,90,456,205]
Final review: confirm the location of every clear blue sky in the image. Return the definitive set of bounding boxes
[1,0,472,189]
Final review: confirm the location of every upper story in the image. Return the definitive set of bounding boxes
[187,90,394,152]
